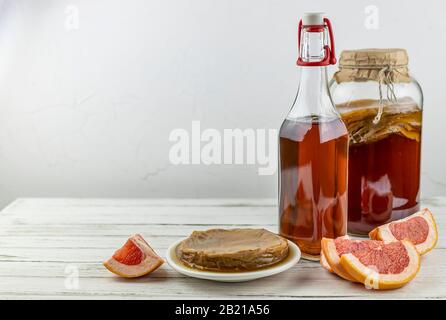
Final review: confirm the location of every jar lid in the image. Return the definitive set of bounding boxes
[334,48,411,84]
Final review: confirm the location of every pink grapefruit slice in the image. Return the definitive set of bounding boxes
[321,235,358,282]
[339,240,420,290]
[369,208,438,255]
[103,234,164,278]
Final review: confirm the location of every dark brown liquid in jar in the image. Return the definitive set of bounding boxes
[279,117,348,259]
[339,99,422,235]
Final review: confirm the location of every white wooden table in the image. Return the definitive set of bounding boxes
[0,198,444,299]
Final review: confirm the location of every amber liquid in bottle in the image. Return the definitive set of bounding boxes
[278,14,348,260]
[279,118,348,259]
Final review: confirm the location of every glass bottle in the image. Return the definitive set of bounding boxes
[279,13,348,260]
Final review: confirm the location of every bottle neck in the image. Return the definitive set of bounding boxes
[288,29,339,122]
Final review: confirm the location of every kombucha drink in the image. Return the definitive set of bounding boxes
[278,13,348,260]
[279,117,348,258]
[338,99,422,235]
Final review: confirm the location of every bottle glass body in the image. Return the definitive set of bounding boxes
[279,27,348,260]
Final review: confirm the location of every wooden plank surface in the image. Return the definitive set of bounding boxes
[0,197,445,299]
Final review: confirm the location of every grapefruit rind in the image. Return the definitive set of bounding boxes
[369,208,438,255]
[339,240,420,290]
[321,236,357,282]
[320,250,333,273]
[103,234,165,278]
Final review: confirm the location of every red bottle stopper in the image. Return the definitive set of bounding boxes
[297,15,337,67]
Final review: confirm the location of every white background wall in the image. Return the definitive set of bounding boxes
[0,0,445,208]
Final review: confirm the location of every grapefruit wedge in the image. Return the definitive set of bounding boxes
[339,240,420,290]
[369,208,438,255]
[103,234,164,278]
[321,236,358,282]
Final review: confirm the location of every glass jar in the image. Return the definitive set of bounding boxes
[329,49,423,235]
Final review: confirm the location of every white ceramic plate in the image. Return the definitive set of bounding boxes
[165,238,301,282]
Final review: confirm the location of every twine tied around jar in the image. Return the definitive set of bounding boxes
[375,64,404,123]
[339,64,406,123]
